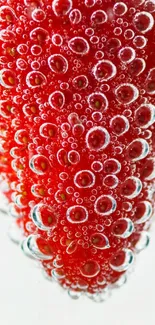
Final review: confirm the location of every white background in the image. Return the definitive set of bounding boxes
[0,199,155,325]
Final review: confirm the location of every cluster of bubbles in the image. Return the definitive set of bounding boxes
[0,0,155,301]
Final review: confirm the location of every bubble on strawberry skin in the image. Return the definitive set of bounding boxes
[68,150,80,165]
[134,232,150,253]
[72,75,88,89]
[110,249,134,272]
[52,0,72,17]
[135,103,155,128]
[0,69,16,88]
[112,218,134,238]
[90,233,110,250]
[80,260,100,278]
[110,115,130,136]
[31,8,46,22]
[91,10,107,25]
[103,158,121,174]
[48,54,68,74]
[115,83,139,105]
[87,92,108,112]
[31,203,57,231]
[69,9,82,24]
[68,37,90,55]
[21,235,53,260]
[52,33,63,46]
[121,176,142,199]
[141,158,155,180]
[128,58,146,76]
[134,201,153,224]
[48,91,65,110]
[26,71,47,88]
[103,175,119,189]
[29,154,50,175]
[93,60,117,82]
[133,11,154,34]
[118,47,136,64]
[126,138,149,162]
[86,126,110,151]
[0,5,16,22]
[113,2,128,16]
[94,195,117,216]
[66,205,88,224]
[133,35,147,49]
[39,123,57,138]
[74,170,95,188]
[91,161,103,173]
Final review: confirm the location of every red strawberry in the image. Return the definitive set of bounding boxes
[0,0,155,301]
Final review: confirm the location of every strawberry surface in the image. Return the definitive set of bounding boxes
[0,0,155,301]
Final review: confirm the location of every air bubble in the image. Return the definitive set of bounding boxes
[91,10,107,25]
[86,126,110,151]
[134,232,150,253]
[0,69,16,88]
[74,170,95,188]
[26,71,47,88]
[118,47,136,64]
[39,123,57,138]
[144,1,155,13]
[69,9,82,24]
[55,190,67,203]
[80,260,100,278]
[16,58,28,70]
[66,240,78,254]
[113,2,128,16]
[48,91,65,109]
[72,75,88,89]
[85,0,96,7]
[141,158,155,180]
[112,218,134,238]
[103,175,119,189]
[29,154,50,175]
[134,201,153,224]
[135,103,155,128]
[115,83,139,105]
[88,92,108,112]
[91,161,103,173]
[133,11,154,33]
[52,269,65,280]
[52,0,72,16]
[66,205,88,224]
[106,38,121,54]
[103,158,121,174]
[121,177,142,199]
[72,124,85,137]
[48,54,68,74]
[94,195,117,216]
[133,35,147,49]
[14,130,28,146]
[0,5,16,23]
[57,149,69,166]
[68,150,80,165]
[146,68,155,95]
[31,45,42,56]
[21,235,53,260]
[30,27,49,44]
[0,29,15,42]
[68,37,90,55]
[31,184,45,198]
[90,233,110,249]
[110,115,129,136]
[128,58,146,76]
[126,138,149,162]
[110,249,134,272]
[32,8,46,21]
[93,60,117,82]
[52,34,63,47]
[31,203,57,231]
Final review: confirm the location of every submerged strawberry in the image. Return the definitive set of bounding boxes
[0,0,155,301]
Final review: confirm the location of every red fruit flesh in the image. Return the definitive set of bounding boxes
[0,0,155,299]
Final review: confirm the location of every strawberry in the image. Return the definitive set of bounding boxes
[0,0,155,302]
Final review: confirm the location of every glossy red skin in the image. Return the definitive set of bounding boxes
[0,0,155,294]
